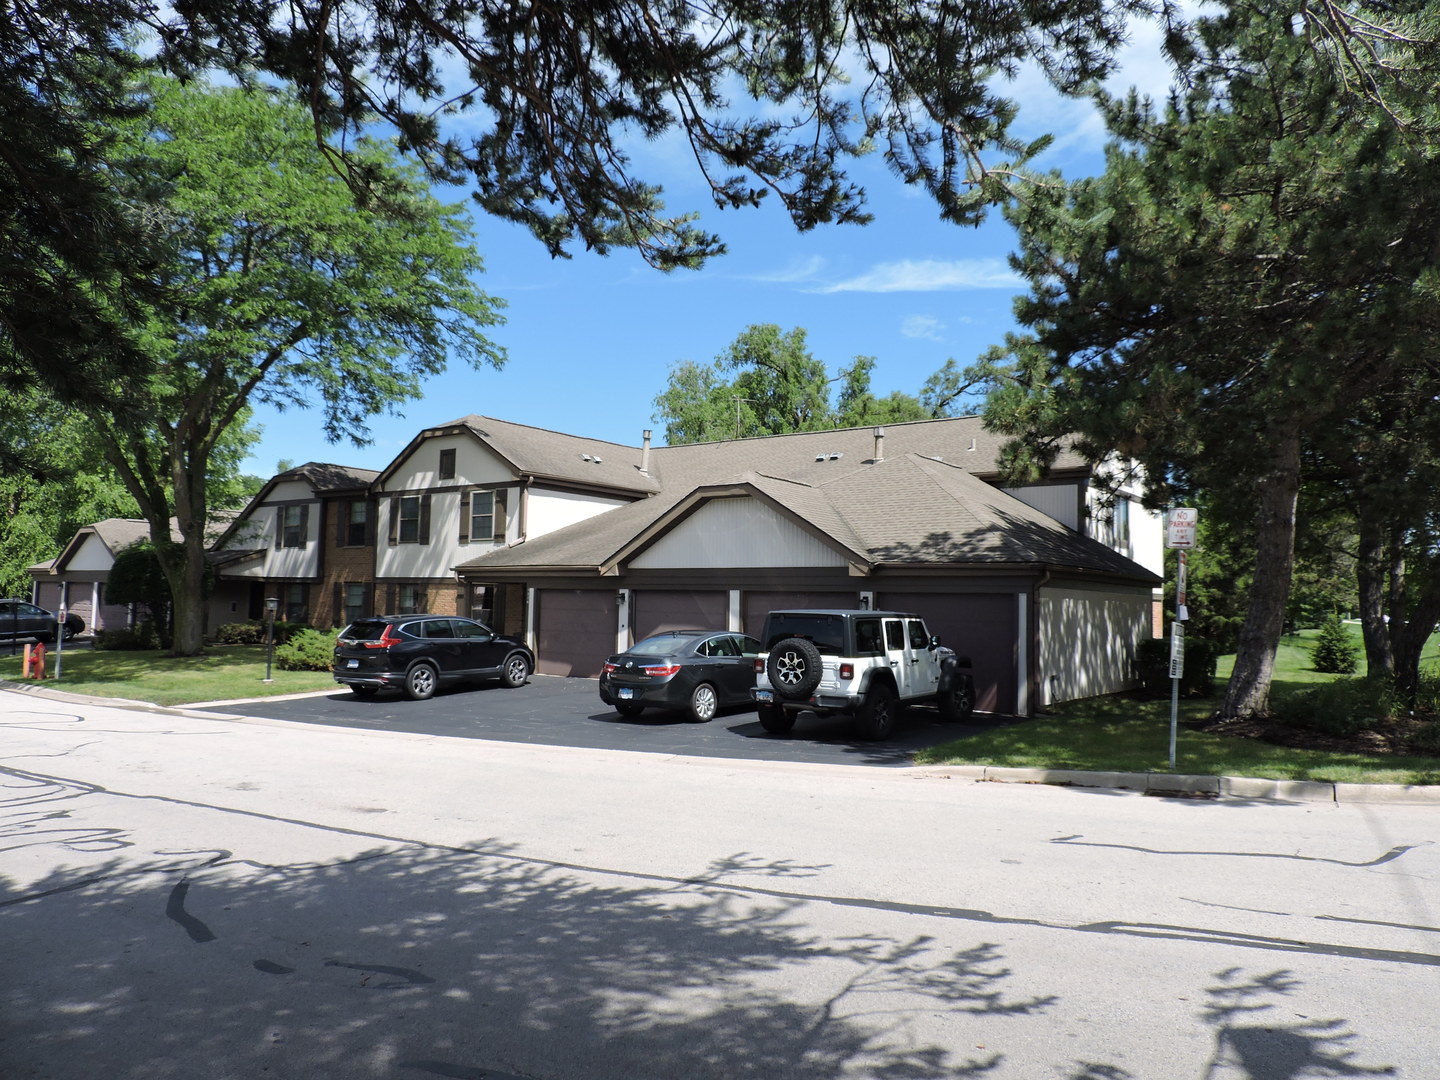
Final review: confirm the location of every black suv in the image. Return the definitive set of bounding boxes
[0,599,85,643]
[752,609,974,740]
[333,615,534,700]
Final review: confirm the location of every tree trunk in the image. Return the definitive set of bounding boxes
[165,440,212,655]
[1220,428,1302,719]
[1354,517,1394,679]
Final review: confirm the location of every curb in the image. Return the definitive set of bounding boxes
[911,765,1440,805]
[5,679,1439,805]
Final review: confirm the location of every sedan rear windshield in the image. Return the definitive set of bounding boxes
[763,614,847,654]
[628,633,699,656]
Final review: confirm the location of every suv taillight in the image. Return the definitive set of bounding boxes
[362,625,404,649]
[754,658,764,673]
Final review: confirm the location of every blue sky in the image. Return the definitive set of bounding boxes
[240,21,1178,476]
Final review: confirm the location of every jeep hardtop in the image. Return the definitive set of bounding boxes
[752,608,975,740]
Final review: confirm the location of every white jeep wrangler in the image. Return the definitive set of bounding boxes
[752,609,975,740]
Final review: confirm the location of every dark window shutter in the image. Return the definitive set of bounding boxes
[365,501,377,547]
[274,508,284,549]
[494,489,508,540]
[364,583,374,617]
[299,504,310,546]
[333,583,342,627]
[388,497,399,545]
[419,493,431,545]
[458,492,470,543]
[386,584,396,611]
[335,501,346,545]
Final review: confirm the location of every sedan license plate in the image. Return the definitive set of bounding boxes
[618,688,634,700]
[755,689,773,702]
[346,659,359,668]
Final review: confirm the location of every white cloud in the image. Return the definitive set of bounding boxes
[816,258,1021,293]
[901,315,946,341]
[749,255,831,284]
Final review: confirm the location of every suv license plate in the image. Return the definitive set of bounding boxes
[755,689,773,703]
[346,659,359,668]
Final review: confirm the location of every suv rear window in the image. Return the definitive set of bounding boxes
[339,619,389,642]
[762,613,847,654]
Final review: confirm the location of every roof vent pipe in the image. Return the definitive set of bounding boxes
[641,429,652,473]
[872,425,885,463]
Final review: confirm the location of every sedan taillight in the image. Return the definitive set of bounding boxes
[602,661,619,675]
[362,625,404,649]
[641,664,681,677]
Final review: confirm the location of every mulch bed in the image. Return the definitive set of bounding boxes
[1193,714,1434,756]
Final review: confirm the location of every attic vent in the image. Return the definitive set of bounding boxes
[830,452,843,461]
[593,456,603,464]
[581,454,593,462]
[815,453,827,461]
[968,438,977,451]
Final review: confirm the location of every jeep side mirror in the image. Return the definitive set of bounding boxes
[929,634,941,650]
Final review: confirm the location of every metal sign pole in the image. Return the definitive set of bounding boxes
[1164,513,1196,771]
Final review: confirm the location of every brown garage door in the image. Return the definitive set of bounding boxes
[742,590,858,639]
[878,592,1019,715]
[535,589,617,677]
[632,590,728,642]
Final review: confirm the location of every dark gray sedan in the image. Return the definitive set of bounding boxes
[598,630,762,722]
[0,599,84,642]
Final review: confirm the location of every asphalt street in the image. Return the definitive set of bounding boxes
[3,687,1438,1080]
[195,673,1010,767]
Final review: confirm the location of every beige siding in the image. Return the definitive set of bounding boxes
[633,498,847,569]
[1038,583,1152,705]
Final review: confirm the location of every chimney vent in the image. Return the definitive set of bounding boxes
[872,426,885,462]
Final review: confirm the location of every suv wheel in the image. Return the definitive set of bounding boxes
[404,663,438,701]
[501,652,530,688]
[855,683,898,740]
[938,678,975,722]
[766,637,823,699]
[758,703,795,735]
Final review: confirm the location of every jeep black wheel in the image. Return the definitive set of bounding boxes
[855,683,898,740]
[938,677,975,722]
[758,703,794,735]
[766,637,822,700]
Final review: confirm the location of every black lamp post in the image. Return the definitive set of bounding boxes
[264,596,279,683]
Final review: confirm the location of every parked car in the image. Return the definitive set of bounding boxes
[0,599,84,643]
[333,614,534,701]
[599,630,763,722]
[752,609,974,740]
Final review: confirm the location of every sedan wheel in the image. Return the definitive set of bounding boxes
[404,663,438,701]
[688,682,719,723]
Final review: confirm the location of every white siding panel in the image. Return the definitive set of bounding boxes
[633,498,847,569]
[527,488,628,538]
[268,479,314,502]
[1038,584,1152,705]
[376,490,463,579]
[1002,484,1081,530]
[68,534,114,573]
[383,433,511,491]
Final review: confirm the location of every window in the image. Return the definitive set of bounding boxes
[1113,498,1131,552]
[283,584,308,623]
[398,496,421,543]
[908,620,929,650]
[398,584,423,614]
[343,583,367,625]
[281,505,306,548]
[345,500,368,546]
[439,448,456,479]
[469,584,496,627]
[469,490,495,541]
[884,620,905,650]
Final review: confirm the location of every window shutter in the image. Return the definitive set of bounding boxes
[419,493,431,545]
[274,508,284,549]
[388,497,399,545]
[299,504,310,546]
[335,501,346,545]
[364,583,374,617]
[458,492,470,543]
[494,489,508,541]
[333,583,342,627]
[365,500,376,547]
[386,584,396,611]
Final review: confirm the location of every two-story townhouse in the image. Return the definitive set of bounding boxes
[371,416,659,636]
[212,462,379,628]
[452,416,1165,714]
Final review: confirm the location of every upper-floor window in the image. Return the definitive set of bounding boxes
[398,496,421,543]
[439,448,456,480]
[344,500,368,546]
[461,488,507,543]
[279,505,307,548]
[1113,497,1131,552]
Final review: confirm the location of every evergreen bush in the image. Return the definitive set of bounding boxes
[1312,613,1359,674]
[275,627,339,671]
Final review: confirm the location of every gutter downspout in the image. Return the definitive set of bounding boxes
[1031,568,1052,713]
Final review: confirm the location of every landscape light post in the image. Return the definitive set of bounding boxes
[264,596,279,683]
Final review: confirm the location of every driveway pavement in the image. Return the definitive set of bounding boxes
[195,673,1008,767]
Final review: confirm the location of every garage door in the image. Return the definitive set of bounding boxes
[632,591,727,642]
[878,592,1019,715]
[535,590,617,677]
[742,590,857,639]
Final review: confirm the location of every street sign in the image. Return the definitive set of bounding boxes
[1169,622,1185,679]
[1166,508,1198,549]
[1176,550,1189,622]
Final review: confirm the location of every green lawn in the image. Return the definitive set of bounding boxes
[0,644,335,707]
[914,627,1440,786]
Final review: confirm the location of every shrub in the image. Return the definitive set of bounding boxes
[93,623,163,651]
[1312,613,1359,674]
[1272,677,1394,737]
[275,627,339,671]
[1134,633,1218,697]
[212,621,265,645]
[1409,722,1440,756]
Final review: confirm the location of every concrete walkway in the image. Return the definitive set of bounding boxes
[5,678,1438,804]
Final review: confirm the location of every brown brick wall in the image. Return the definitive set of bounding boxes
[314,497,379,629]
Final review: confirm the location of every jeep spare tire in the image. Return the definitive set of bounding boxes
[767,637,823,699]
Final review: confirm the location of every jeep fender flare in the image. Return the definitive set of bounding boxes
[938,653,972,692]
